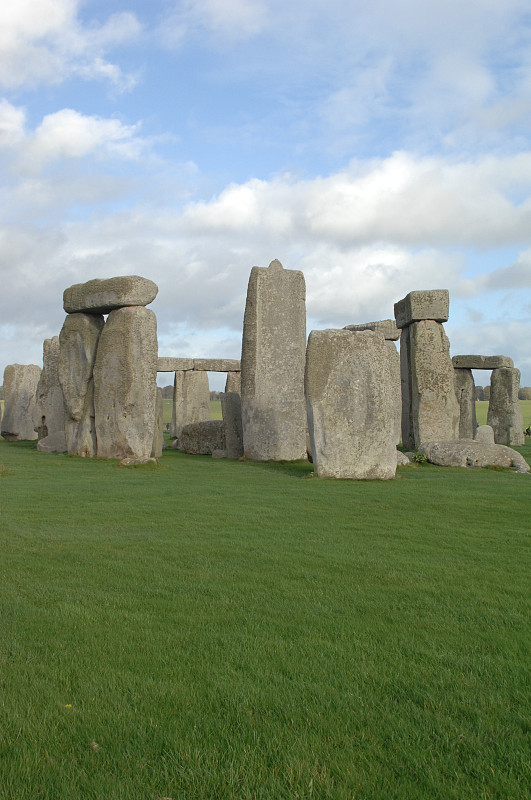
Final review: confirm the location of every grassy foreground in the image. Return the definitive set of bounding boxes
[0,439,530,800]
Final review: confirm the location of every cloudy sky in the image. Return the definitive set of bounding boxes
[1,0,531,390]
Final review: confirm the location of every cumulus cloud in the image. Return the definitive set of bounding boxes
[0,0,141,90]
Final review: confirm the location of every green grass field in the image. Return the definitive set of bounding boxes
[0,434,530,799]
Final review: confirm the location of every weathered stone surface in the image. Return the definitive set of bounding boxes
[396,451,414,465]
[394,290,449,328]
[305,330,397,479]
[193,359,241,372]
[212,449,226,459]
[225,371,241,393]
[93,306,158,459]
[33,337,66,445]
[171,370,210,439]
[220,392,244,458]
[1,364,41,441]
[58,312,104,457]
[475,424,495,444]
[400,320,459,448]
[452,355,514,370]
[344,319,400,341]
[384,340,402,447]
[157,357,194,372]
[418,440,530,473]
[120,457,157,466]
[454,367,477,440]
[37,431,67,453]
[241,259,307,461]
[151,388,164,459]
[64,275,158,314]
[180,420,225,455]
[487,367,524,445]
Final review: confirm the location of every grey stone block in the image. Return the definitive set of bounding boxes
[64,276,158,314]
[394,290,449,328]
[344,319,400,341]
[452,355,514,370]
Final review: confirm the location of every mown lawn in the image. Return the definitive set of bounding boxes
[0,437,530,800]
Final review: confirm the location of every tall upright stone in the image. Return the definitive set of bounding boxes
[151,387,164,458]
[33,336,66,450]
[171,370,210,439]
[58,312,104,457]
[487,367,524,445]
[305,330,397,479]
[220,392,244,459]
[225,371,241,394]
[93,306,158,460]
[241,259,307,461]
[1,364,41,441]
[453,368,477,440]
[395,290,459,448]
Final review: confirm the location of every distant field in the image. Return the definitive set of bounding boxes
[161,398,221,426]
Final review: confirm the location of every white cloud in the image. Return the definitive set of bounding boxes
[0,0,141,90]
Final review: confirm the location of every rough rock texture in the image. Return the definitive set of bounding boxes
[418,440,530,473]
[180,420,225,455]
[225,371,241,393]
[151,388,164,459]
[452,355,514,370]
[157,357,194,372]
[394,289,449,328]
[32,336,66,445]
[220,392,244,458]
[241,259,307,461]
[400,320,460,448]
[37,431,67,453]
[344,319,400,341]
[58,312,104,457]
[93,306,158,460]
[454,367,477,440]
[396,451,414,465]
[171,370,210,438]
[487,367,524,445]
[475,424,495,444]
[193,358,241,372]
[64,276,158,314]
[385,339,402,447]
[305,329,397,479]
[1,364,41,441]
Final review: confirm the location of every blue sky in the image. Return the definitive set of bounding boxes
[1,0,531,390]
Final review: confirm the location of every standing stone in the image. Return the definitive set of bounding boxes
[241,259,307,461]
[94,306,158,460]
[58,313,104,457]
[400,319,459,448]
[475,425,495,444]
[454,368,477,440]
[151,388,164,458]
[220,392,244,458]
[487,367,524,445]
[171,370,210,440]
[33,337,66,451]
[305,330,397,479]
[1,364,41,441]
[225,371,241,393]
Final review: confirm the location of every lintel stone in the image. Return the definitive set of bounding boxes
[157,357,194,372]
[193,359,241,372]
[452,355,514,370]
[64,276,158,314]
[343,319,400,341]
[394,290,449,328]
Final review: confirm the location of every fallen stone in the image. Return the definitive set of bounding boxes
[37,431,67,453]
[418,440,530,473]
[212,449,227,459]
[64,275,158,314]
[344,319,400,340]
[394,289,449,328]
[396,451,413,465]
[452,355,514,370]
[180,420,226,455]
[305,329,397,479]
[120,457,158,466]
[1,364,41,441]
